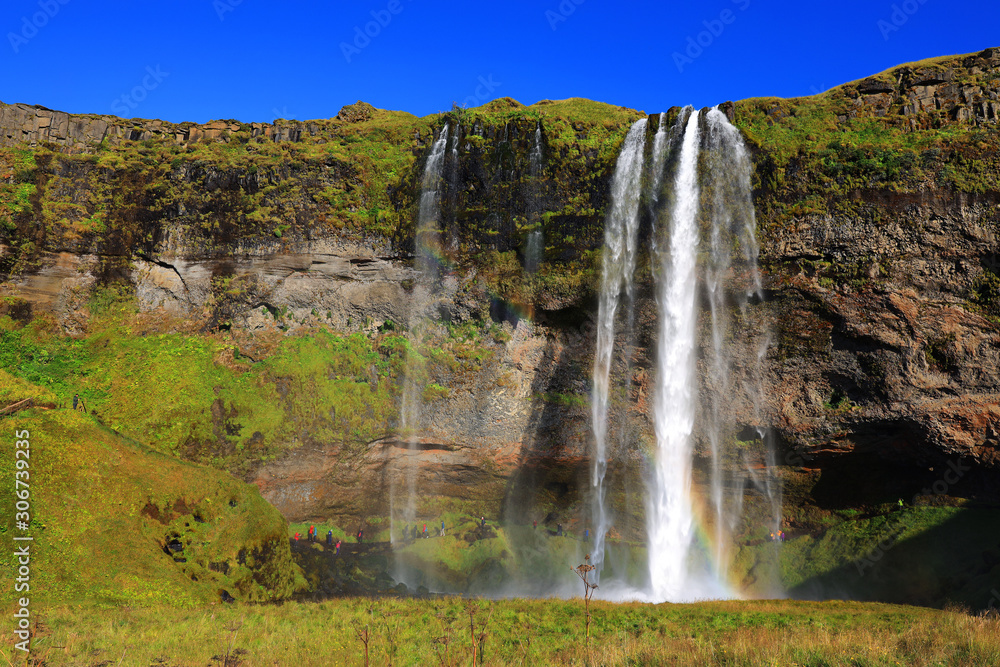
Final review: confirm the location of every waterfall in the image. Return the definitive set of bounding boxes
[590,118,647,579]
[634,106,776,602]
[525,123,544,274]
[705,107,781,575]
[702,108,738,579]
[396,123,451,535]
[647,108,701,601]
[648,112,671,213]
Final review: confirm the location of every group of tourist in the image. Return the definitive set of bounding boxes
[292,525,343,554]
[291,516,609,551]
[401,520,447,541]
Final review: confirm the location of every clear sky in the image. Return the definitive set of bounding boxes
[2,0,998,124]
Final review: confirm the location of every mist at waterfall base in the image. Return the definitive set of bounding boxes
[389,111,781,602]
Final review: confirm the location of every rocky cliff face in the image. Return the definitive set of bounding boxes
[1,51,999,544]
[0,99,374,150]
[744,48,1000,481]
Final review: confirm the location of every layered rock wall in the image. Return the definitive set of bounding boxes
[2,50,1000,529]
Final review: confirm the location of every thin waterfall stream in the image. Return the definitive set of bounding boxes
[590,118,647,581]
[394,123,451,543]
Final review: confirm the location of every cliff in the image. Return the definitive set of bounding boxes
[1,49,999,604]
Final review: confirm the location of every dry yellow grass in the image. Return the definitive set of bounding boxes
[3,598,999,666]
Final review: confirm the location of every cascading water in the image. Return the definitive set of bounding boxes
[640,106,774,601]
[704,108,782,578]
[395,123,451,538]
[646,108,702,601]
[525,123,544,274]
[648,112,671,215]
[590,118,647,580]
[702,109,740,579]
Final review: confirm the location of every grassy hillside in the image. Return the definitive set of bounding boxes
[0,371,304,606]
[0,287,503,475]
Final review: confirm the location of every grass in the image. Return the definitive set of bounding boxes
[0,405,303,607]
[3,598,998,666]
[0,286,502,475]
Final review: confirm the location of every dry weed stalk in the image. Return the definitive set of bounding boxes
[379,614,401,667]
[465,601,494,667]
[355,624,371,667]
[516,622,533,665]
[433,626,455,667]
[573,554,599,644]
[220,619,243,667]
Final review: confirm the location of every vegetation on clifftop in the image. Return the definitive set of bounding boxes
[0,97,643,305]
[2,50,997,305]
[733,49,1000,231]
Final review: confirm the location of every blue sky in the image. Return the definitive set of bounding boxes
[2,0,998,124]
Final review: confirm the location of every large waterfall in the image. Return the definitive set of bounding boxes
[647,108,702,601]
[590,107,777,602]
[392,111,776,601]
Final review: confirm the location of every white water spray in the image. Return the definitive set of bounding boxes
[648,112,671,210]
[646,108,702,601]
[525,123,544,273]
[395,124,451,536]
[590,118,647,578]
[705,108,781,565]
